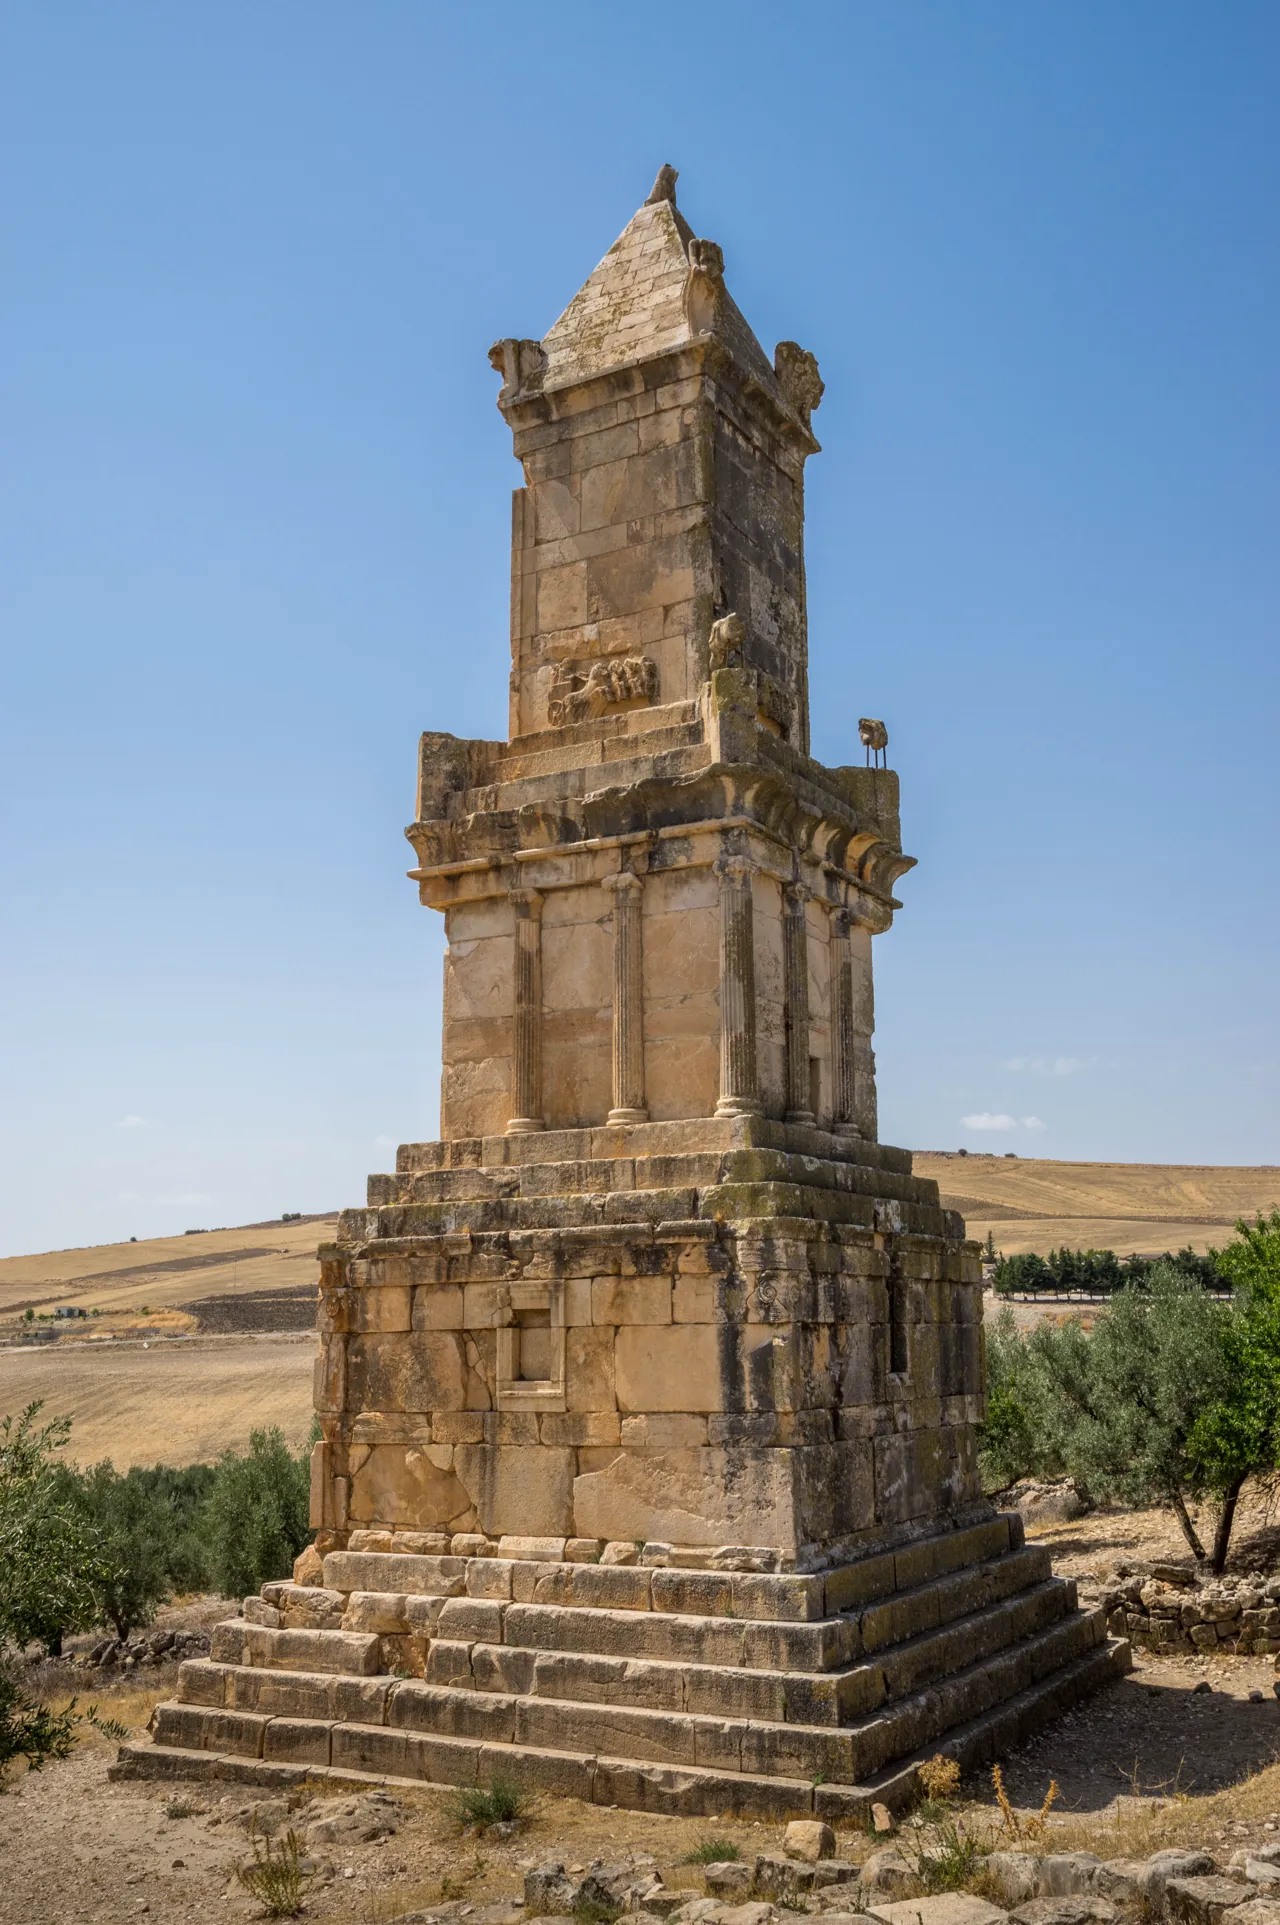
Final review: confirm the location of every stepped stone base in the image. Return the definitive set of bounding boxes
[118,1515,1130,1817]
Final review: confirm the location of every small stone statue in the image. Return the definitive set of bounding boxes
[645,163,678,206]
[859,717,889,767]
[773,341,824,428]
[708,611,745,672]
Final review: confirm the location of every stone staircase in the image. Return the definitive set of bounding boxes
[116,1514,1129,1818]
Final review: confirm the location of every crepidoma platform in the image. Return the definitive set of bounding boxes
[118,164,1128,1815]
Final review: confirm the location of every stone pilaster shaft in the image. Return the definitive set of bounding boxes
[715,857,761,1118]
[832,909,860,1136]
[506,889,544,1133]
[783,883,813,1124]
[605,871,647,1125]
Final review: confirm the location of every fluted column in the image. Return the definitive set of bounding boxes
[605,870,648,1125]
[783,882,814,1124]
[714,855,761,1118]
[831,908,860,1137]
[506,888,544,1134]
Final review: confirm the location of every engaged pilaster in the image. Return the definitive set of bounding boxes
[832,908,860,1137]
[783,882,814,1124]
[506,888,545,1134]
[715,856,761,1118]
[604,870,648,1125]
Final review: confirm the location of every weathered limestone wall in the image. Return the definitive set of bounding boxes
[312,1184,986,1563]
[438,840,877,1141]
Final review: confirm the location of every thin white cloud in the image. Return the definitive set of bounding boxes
[114,1114,150,1129]
[373,1134,397,1150]
[117,1190,143,1203]
[962,1113,1019,1132]
[1004,1056,1095,1077]
[1022,1116,1046,1131]
[153,1192,212,1207]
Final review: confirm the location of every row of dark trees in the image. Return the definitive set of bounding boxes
[990,1243,1223,1297]
[982,1212,1280,1572]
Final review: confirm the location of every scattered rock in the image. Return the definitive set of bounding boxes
[871,1804,894,1835]
[293,1542,325,1586]
[858,1848,914,1898]
[1163,1876,1255,1925]
[784,1821,836,1863]
[1037,1854,1101,1897]
[983,1852,1039,1905]
[1143,1854,1219,1904]
[1008,1903,1116,1925]
[705,1865,754,1899]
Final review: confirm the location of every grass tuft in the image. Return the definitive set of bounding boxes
[683,1837,743,1864]
[447,1771,528,1830]
[234,1821,312,1918]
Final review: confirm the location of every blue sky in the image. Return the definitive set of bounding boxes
[2,2,1277,1255]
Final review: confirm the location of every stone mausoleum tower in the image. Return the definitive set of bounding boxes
[133,171,1126,1815]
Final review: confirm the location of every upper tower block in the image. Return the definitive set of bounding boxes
[490,166,824,752]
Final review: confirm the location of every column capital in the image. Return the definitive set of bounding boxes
[602,868,644,897]
[783,879,812,909]
[714,852,755,883]
[509,886,543,917]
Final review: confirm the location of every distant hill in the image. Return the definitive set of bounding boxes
[913,1153,1280,1257]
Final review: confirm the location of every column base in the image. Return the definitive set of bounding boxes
[505,1117,545,1135]
[785,1109,816,1126]
[606,1107,649,1126]
[834,1122,865,1140]
[714,1096,763,1118]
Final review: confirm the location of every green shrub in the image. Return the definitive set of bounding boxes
[201,1428,311,1598]
[979,1220,1280,1571]
[0,1404,114,1655]
[0,1649,80,1784]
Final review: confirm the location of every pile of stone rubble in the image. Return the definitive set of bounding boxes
[472,1829,1280,1925]
[1099,1563,1280,1657]
[80,1628,211,1670]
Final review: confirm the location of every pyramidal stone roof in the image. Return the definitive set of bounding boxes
[541,169,782,399]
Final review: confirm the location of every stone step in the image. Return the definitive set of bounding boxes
[427,1569,1068,1726]
[379,1154,730,1207]
[176,1558,1058,1732]
[396,1595,1091,1783]
[138,1614,1122,1814]
[317,1520,1030,1638]
[321,1549,1052,1677]
[208,1622,383,1676]
[391,1120,919,1179]
[371,1149,944,1212]
[356,1187,702,1238]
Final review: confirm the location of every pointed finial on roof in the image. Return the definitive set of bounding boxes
[645,163,678,207]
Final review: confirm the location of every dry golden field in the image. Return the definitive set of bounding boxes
[916,1151,1280,1257]
[0,1215,333,1467]
[0,1332,316,1466]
